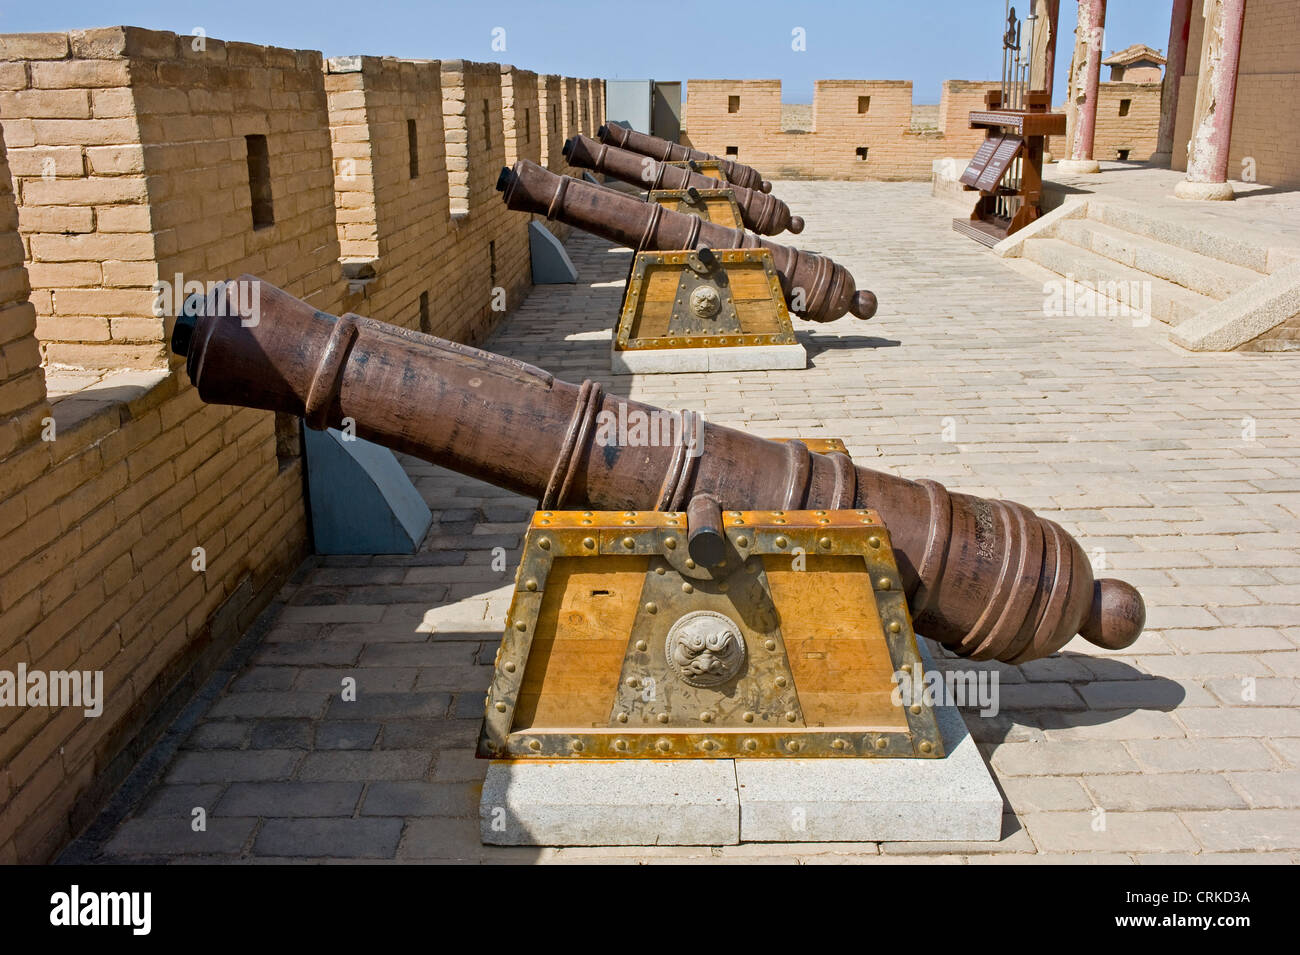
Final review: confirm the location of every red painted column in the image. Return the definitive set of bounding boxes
[1176,0,1247,200]
[1061,0,1107,173]
[1153,0,1193,164]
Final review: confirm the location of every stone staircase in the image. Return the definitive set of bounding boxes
[996,198,1300,350]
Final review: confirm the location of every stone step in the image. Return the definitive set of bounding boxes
[1088,200,1279,273]
[1055,218,1261,301]
[1021,236,1217,326]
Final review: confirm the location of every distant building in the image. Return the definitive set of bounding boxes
[1102,44,1166,84]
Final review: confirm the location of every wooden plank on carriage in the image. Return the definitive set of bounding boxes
[974,134,1024,192]
[959,136,1002,187]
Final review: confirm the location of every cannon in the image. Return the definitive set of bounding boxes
[497,160,876,322]
[563,134,804,236]
[599,123,772,194]
[172,278,1146,672]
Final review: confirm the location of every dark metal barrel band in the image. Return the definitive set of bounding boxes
[828,451,857,509]
[542,379,601,509]
[656,410,702,512]
[780,439,812,510]
[303,312,358,431]
[546,175,570,220]
[913,478,953,616]
[637,202,664,252]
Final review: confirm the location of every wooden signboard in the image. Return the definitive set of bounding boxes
[959,136,1002,187]
[974,135,1024,192]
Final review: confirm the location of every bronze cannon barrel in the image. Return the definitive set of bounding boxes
[563,134,804,236]
[497,160,875,322]
[598,123,772,194]
[172,279,1146,664]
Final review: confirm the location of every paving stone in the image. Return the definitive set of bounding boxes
[105,817,256,857]
[1126,738,1279,774]
[249,719,313,750]
[314,722,380,750]
[1084,773,1246,811]
[361,781,476,817]
[216,782,363,817]
[991,740,1139,777]
[253,818,403,858]
[1226,771,1300,809]
[998,776,1095,813]
[184,721,252,750]
[166,751,302,784]
[136,784,226,819]
[1180,810,1300,852]
[295,750,433,781]
[1023,811,1199,853]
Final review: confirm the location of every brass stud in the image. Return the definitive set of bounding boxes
[910,704,922,715]
[504,662,516,673]
[868,535,881,548]
[657,713,669,724]
[617,711,628,723]
[664,537,677,549]
[742,711,755,723]
[889,621,901,634]
[744,738,758,751]
[875,738,887,750]
[635,639,648,651]
[818,537,832,549]
[919,740,933,754]
[700,711,714,723]
[644,603,657,615]
[655,566,666,575]
[528,739,541,751]
[764,639,776,651]
[542,512,553,518]
[571,739,584,752]
[622,536,635,549]
[901,662,912,673]
[877,577,892,591]
[832,738,847,750]
[737,536,750,547]
[615,738,627,750]
[625,677,639,688]
[582,537,596,549]
[515,620,527,632]
[685,559,696,569]
[495,702,506,712]
[815,510,826,516]
[525,578,538,591]
[775,536,788,548]
[785,740,799,752]
[784,710,796,722]
[656,738,671,752]
[702,740,717,751]
[682,582,694,594]
[538,537,551,550]
[775,675,787,687]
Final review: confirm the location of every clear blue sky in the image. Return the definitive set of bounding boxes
[0,0,1174,104]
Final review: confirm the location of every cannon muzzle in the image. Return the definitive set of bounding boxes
[598,123,772,194]
[497,160,875,321]
[174,279,1143,663]
[563,134,803,236]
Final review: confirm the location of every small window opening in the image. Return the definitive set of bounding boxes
[245,134,274,229]
[407,119,419,178]
[728,95,740,113]
[418,291,430,334]
[483,99,492,150]
[1116,148,1131,161]
[725,145,738,156]
[858,96,871,113]
[1118,98,1132,116]
[489,240,497,285]
[855,146,869,160]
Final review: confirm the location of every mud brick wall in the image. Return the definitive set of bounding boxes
[682,79,997,181]
[1173,0,1300,188]
[326,56,453,329]
[0,133,49,461]
[0,32,160,370]
[0,26,338,863]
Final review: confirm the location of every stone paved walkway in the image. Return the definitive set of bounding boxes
[70,181,1300,863]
